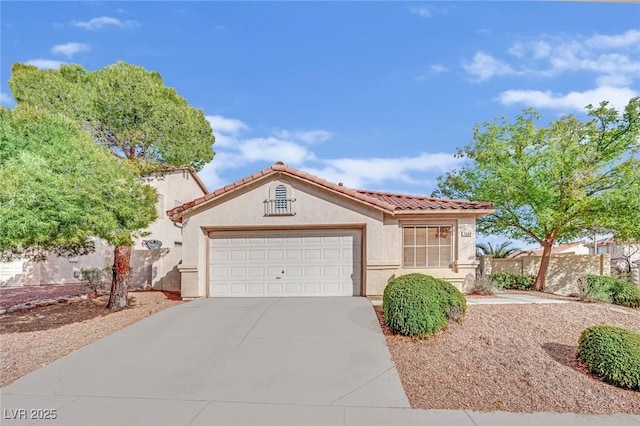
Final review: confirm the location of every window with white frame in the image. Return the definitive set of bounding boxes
[403,225,452,268]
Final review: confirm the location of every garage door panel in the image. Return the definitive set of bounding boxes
[285,249,302,260]
[267,250,284,260]
[230,250,246,261]
[248,284,265,294]
[209,229,361,297]
[267,283,284,294]
[304,249,321,260]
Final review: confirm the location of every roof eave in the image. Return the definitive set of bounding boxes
[392,208,494,216]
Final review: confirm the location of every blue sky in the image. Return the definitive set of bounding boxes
[1,1,639,198]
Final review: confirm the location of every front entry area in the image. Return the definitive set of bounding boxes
[208,229,362,297]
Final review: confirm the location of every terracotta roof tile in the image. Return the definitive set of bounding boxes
[166,162,493,221]
[356,190,492,211]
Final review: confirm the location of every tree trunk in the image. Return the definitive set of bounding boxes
[107,245,131,310]
[534,240,554,291]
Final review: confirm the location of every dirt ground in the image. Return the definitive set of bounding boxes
[375,301,640,414]
[0,291,182,387]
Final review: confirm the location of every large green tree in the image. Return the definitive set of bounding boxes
[9,62,215,309]
[0,106,156,265]
[434,98,640,291]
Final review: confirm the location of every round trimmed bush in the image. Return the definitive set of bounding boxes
[577,325,640,391]
[382,273,466,338]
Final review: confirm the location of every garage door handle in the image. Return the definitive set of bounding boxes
[275,276,282,279]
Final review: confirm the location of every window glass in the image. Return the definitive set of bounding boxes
[403,227,414,246]
[403,247,415,267]
[439,247,452,266]
[427,227,439,245]
[403,225,453,268]
[415,247,427,267]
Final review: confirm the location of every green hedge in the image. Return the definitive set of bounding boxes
[490,272,535,290]
[583,275,640,308]
[382,273,466,338]
[577,325,640,391]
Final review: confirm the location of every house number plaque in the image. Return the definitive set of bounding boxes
[460,231,472,237]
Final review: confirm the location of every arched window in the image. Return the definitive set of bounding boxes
[264,183,296,216]
[275,184,287,209]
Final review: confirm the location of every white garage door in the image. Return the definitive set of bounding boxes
[209,229,362,297]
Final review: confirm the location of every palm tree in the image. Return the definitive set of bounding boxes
[476,241,521,258]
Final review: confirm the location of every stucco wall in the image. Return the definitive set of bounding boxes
[12,239,181,291]
[485,254,611,295]
[135,169,207,250]
[179,174,482,298]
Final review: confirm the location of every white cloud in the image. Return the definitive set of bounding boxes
[430,64,448,73]
[273,129,333,144]
[206,115,248,135]
[498,86,638,112]
[197,161,227,190]
[465,30,640,87]
[238,138,315,165]
[197,115,460,193]
[306,153,464,189]
[71,16,137,30]
[25,59,65,69]
[409,6,432,17]
[0,92,15,107]
[586,29,640,49]
[463,52,520,81]
[51,42,90,58]
[508,41,551,59]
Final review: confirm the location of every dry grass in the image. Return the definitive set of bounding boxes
[0,291,182,387]
[375,301,640,414]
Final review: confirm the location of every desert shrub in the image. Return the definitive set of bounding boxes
[577,325,640,391]
[469,274,495,295]
[490,272,535,290]
[383,273,466,338]
[79,267,110,295]
[582,275,640,308]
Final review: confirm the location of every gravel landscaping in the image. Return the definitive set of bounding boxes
[0,291,182,387]
[375,300,640,414]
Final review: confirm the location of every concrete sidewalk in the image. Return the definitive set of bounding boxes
[466,292,572,305]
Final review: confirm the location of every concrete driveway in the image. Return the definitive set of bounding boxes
[1,297,409,425]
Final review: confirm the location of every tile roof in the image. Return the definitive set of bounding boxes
[584,236,616,247]
[357,190,492,211]
[167,162,493,221]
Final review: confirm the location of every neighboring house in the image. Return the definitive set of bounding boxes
[586,237,640,269]
[167,162,493,299]
[0,168,207,291]
[511,241,591,258]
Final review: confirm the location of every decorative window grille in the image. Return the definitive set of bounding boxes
[264,184,296,216]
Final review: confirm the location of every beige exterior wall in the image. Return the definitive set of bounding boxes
[179,175,482,298]
[485,254,611,295]
[135,169,207,250]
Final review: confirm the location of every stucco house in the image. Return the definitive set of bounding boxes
[587,237,640,270]
[511,240,591,258]
[0,168,207,291]
[167,162,493,299]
